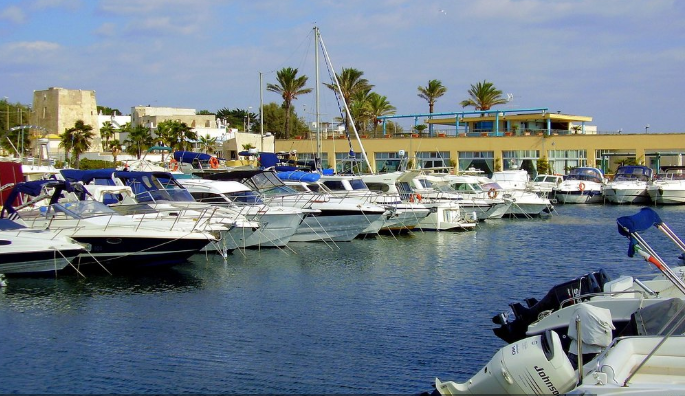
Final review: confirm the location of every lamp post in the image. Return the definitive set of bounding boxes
[645,124,650,133]
[4,96,8,132]
[247,106,252,133]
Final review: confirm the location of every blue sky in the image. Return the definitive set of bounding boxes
[1,0,684,133]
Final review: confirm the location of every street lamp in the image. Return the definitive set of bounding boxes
[645,124,650,133]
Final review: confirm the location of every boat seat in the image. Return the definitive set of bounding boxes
[603,275,635,297]
[600,337,685,385]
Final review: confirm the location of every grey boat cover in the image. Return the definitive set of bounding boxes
[568,303,615,354]
[632,298,685,336]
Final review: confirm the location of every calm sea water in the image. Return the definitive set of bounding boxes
[3,204,685,394]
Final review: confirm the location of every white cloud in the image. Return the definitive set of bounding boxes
[0,5,26,23]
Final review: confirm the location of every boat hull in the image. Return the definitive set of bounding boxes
[555,190,604,204]
[291,212,384,242]
[0,247,83,275]
[70,235,211,272]
[603,186,650,204]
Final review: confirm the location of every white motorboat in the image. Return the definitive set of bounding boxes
[318,172,431,233]
[200,170,386,242]
[603,165,654,204]
[490,170,555,217]
[555,167,606,204]
[2,180,216,273]
[60,169,260,253]
[528,174,563,199]
[178,177,307,247]
[0,219,86,276]
[360,171,477,231]
[431,208,685,396]
[648,166,685,205]
[423,173,512,220]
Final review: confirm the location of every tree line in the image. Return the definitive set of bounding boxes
[1,75,507,165]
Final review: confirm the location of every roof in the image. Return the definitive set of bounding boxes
[426,111,593,126]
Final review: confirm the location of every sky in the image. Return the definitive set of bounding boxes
[1,0,684,133]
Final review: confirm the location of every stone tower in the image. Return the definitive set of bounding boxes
[30,87,100,148]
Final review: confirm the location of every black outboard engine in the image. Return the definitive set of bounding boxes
[493,269,610,343]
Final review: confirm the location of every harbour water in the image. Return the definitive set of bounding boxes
[3,204,685,394]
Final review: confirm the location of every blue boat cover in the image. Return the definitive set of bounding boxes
[276,171,321,182]
[0,218,26,230]
[617,208,663,257]
[61,168,117,184]
[0,180,80,218]
[173,151,212,163]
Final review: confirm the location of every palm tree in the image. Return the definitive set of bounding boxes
[366,93,396,134]
[349,89,373,134]
[58,131,74,167]
[198,134,217,153]
[418,79,447,113]
[99,121,116,151]
[123,123,153,159]
[109,139,123,164]
[176,122,197,151]
[418,80,447,136]
[62,120,94,168]
[325,68,374,134]
[266,67,312,139]
[460,80,508,111]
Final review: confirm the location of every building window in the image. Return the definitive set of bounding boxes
[458,151,494,175]
[296,152,329,170]
[549,150,587,174]
[416,151,450,170]
[375,152,405,173]
[335,152,369,174]
[502,150,540,175]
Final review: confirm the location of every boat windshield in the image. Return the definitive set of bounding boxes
[349,179,369,191]
[51,201,118,219]
[224,191,264,205]
[451,182,483,193]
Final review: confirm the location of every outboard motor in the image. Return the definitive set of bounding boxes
[493,269,610,343]
[434,330,576,395]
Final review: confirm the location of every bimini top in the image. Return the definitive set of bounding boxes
[174,151,213,164]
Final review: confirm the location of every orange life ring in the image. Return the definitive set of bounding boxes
[409,193,422,203]
[209,157,219,169]
[169,158,179,172]
[487,188,498,199]
[578,182,586,192]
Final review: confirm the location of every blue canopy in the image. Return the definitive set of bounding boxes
[174,151,212,164]
[617,208,663,257]
[0,180,80,218]
[276,171,321,182]
[61,168,117,184]
[617,207,663,237]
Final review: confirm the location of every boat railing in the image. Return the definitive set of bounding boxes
[559,289,654,309]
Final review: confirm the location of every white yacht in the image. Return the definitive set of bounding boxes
[178,178,307,247]
[489,170,555,217]
[603,165,654,204]
[199,170,387,242]
[647,166,685,205]
[289,172,430,233]
[2,180,216,273]
[0,219,87,276]
[422,173,512,219]
[360,171,477,231]
[60,169,260,253]
[555,167,605,204]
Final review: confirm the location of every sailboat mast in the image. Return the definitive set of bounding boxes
[316,27,374,175]
[260,71,264,152]
[314,26,322,171]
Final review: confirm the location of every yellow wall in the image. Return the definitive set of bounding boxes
[275,133,685,171]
